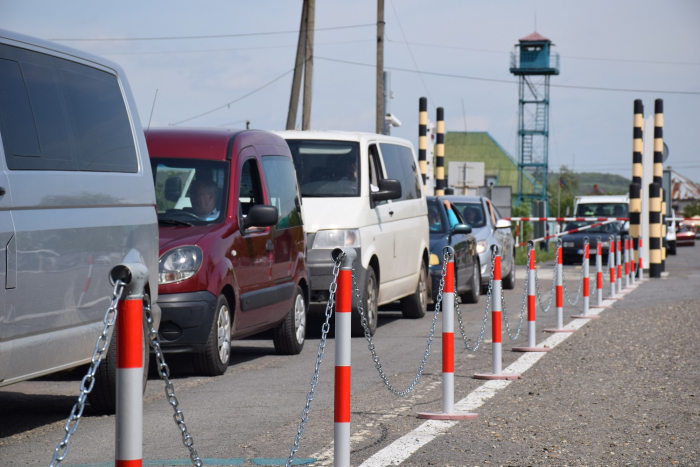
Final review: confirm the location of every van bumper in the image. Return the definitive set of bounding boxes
[155,291,218,352]
[306,246,365,307]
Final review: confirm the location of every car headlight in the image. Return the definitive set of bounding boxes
[429,253,441,266]
[159,246,203,284]
[312,229,361,249]
[563,242,575,248]
[476,240,487,254]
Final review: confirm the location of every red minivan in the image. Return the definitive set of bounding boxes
[146,128,308,376]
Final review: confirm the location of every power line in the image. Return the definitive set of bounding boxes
[98,39,373,56]
[387,39,700,67]
[49,23,375,42]
[388,0,435,106]
[314,56,700,95]
[170,69,293,126]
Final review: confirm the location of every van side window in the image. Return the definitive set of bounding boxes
[262,155,302,229]
[56,58,138,173]
[378,143,421,201]
[239,158,265,225]
[0,46,78,170]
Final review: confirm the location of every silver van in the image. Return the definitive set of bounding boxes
[0,29,159,413]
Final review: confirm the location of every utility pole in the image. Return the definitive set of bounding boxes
[301,0,315,131]
[286,0,308,130]
[376,0,385,134]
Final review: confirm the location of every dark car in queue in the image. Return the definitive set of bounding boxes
[561,220,622,265]
[427,197,480,304]
[147,128,308,376]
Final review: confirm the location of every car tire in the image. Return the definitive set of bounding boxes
[352,267,378,337]
[192,294,231,376]
[89,295,150,415]
[401,262,428,319]
[273,286,306,355]
[460,260,480,304]
[668,240,677,255]
[502,257,516,290]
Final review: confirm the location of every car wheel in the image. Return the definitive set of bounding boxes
[502,257,516,290]
[89,294,150,415]
[401,262,428,319]
[192,294,231,376]
[352,267,378,337]
[273,286,306,355]
[460,260,480,304]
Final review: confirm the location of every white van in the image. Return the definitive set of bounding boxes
[276,131,430,336]
[574,195,629,231]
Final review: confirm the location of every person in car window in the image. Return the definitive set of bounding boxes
[429,200,459,232]
[189,179,219,221]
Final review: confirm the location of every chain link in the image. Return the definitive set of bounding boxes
[286,252,344,467]
[49,280,125,467]
[354,252,443,397]
[455,252,494,351]
[534,245,558,313]
[145,299,202,467]
[562,238,586,306]
[501,245,529,340]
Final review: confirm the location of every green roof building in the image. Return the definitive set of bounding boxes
[444,132,536,200]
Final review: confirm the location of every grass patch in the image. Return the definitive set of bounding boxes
[515,243,557,265]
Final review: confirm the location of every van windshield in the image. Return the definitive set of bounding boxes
[286,140,360,197]
[576,202,628,218]
[151,158,229,226]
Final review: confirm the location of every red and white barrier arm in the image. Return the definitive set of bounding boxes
[517,219,617,248]
[506,217,628,222]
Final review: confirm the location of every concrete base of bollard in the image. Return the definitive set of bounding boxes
[473,372,521,380]
[417,412,479,420]
[543,328,575,333]
[512,346,551,352]
[570,314,600,319]
[590,305,613,309]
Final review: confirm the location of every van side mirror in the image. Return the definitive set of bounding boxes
[495,219,511,229]
[242,205,278,229]
[372,179,402,202]
[164,177,182,202]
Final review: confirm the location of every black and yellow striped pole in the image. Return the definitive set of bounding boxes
[648,182,662,278]
[436,107,445,196]
[629,99,643,277]
[418,97,427,187]
[653,99,665,272]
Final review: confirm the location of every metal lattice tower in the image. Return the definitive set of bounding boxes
[510,32,559,204]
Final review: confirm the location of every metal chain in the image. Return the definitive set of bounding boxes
[562,238,586,306]
[534,246,558,313]
[49,280,125,467]
[145,300,202,467]
[501,245,529,340]
[455,252,494,351]
[286,252,344,467]
[354,253,443,397]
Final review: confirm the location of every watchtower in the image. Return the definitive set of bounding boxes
[510,32,560,205]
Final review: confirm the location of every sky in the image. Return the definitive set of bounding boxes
[2,1,699,182]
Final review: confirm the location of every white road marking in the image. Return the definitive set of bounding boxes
[358,296,620,466]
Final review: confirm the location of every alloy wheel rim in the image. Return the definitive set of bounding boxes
[367,275,377,329]
[217,305,231,365]
[294,294,306,344]
[474,262,480,295]
[419,267,427,309]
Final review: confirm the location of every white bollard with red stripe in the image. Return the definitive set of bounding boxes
[544,242,575,333]
[572,239,599,319]
[608,235,619,299]
[419,249,478,419]
[334,248,355,467]
[616,236,623,294]
[513,243,551,352]
[638,237,644,281]
[591,237,611,309]
[474,247,521,380]
[629,237,636,285]
[624,237,631,289]
[110,264,149,467]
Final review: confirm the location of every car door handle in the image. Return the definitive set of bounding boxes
[0,187,5,196]
[389,211,394,216]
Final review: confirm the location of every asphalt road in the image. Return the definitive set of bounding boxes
[1,245,698,466]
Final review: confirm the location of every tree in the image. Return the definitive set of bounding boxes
[683,201,700,218]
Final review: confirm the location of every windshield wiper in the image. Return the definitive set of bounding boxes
[158,218,193,227]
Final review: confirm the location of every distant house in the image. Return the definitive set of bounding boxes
[670,168,700,214]
[444,132,536,199]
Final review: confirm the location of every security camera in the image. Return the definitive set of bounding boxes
[385,113,402,127]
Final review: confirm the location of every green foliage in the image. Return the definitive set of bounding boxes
[683,201,700,218]
[547,166,577,217]
[511,201,532,242]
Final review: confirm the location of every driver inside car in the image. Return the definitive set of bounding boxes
[189,179,220,221]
